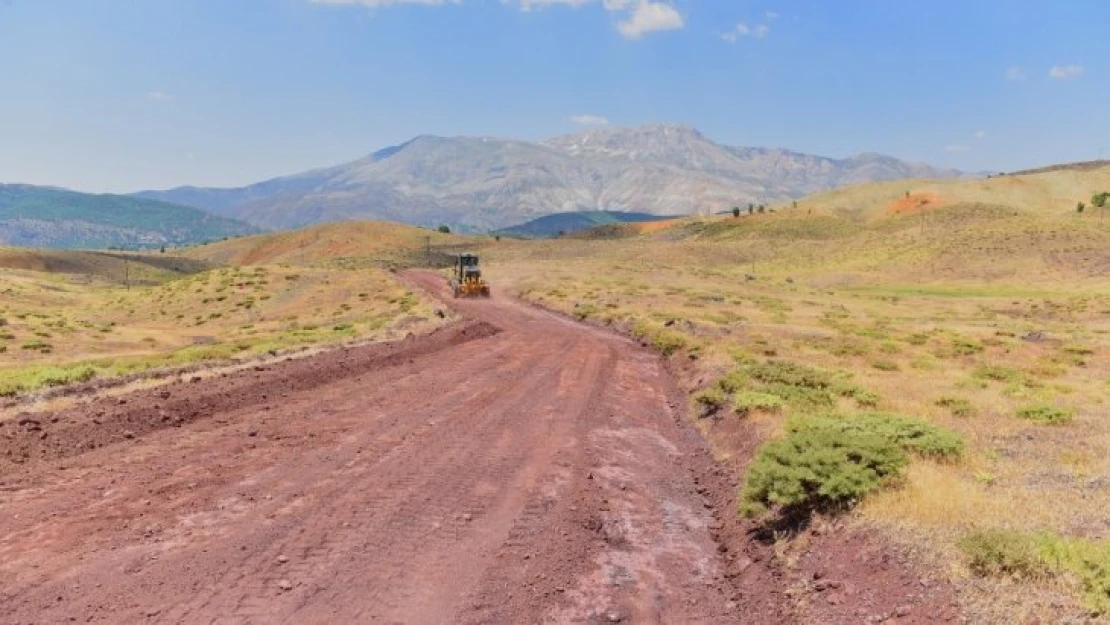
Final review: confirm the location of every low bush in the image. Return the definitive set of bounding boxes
[733,391,785,416]
[788,412,964,459]
[1016,404,1075,425]
[740,412,962,519]
[693,386,729,417]
[871,359,900,371]
[650,329,687,356]
[740,426,906,518]
[958,530,1048,578]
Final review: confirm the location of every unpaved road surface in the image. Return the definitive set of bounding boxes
[0,271,785,624]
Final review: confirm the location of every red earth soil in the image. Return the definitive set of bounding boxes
[0,271,961,624]
[1,271,791,624]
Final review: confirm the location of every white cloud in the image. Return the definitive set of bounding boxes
[310,0,459,6]
[314,0,682,39]
[514,0,595,10]
[944,144,971,152]
[1005,66,1026,82]
[765,11,779,20]
[1049,64,1084,80]
[146,90,173,102]
[617,2,683,39]
[570,114,610,125]
[722,21,769,43]
[973,130,987,140]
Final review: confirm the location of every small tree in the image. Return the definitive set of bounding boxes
[748,202,754,213]
[1092,192,1110,208]
[159,245,166,254]
[793,200,798,209]
[757,204,765,214]
[437,224,451,234]
[494,234,501,242]
[732,206,741,218]
[1077,201,1086,213]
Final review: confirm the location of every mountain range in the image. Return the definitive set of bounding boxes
[0,184,257,249]
[137,124,965,232]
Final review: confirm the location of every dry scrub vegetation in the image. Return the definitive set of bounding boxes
[0,224,454,400]
[486,166,1110,621]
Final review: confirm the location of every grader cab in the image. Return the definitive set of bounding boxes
[450,253,491,298]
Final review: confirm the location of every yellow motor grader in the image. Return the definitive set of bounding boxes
[450,253,491,298]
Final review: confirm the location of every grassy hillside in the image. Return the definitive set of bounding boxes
[481,165,1110,621]
[0,222,454,399]
[184,220,463,267]
[794,161,1110,222]
[0,184,258,249]
[495,210,676,238]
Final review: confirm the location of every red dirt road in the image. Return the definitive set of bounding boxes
[0,272,786,624]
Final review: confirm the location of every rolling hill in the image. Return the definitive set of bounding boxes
[495,210,675,238]
[0,184,258,249]
[136,124,965,232]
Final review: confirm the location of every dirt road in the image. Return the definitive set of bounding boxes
[0,271,786,624]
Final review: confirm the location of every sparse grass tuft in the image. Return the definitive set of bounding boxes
[1015,404,1075,425]
[959,530,1110,614]
[935,396,976,418]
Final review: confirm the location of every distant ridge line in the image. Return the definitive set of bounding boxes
[1007,160,1110,177]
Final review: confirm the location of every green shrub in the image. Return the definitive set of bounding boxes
[749,360,833,389]
[740,427,906,518]
[871,359,900,371]
[936,396,976,418]
[1016,404,1075,425]
[716,370,750,393]
[788,412,964,459]
[631,320,687,356]
[733,391,785,416]
[834,383,881,408]
[36,365,98,387]
[650,329,687,356]
[959,530,1110,615]
[761,382,837,412]
[693,386,729,417]
[740,412,962,518]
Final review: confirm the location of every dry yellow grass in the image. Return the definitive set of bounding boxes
[185,220,462,266]
[479,165,1110,620]
[0,222,454,399]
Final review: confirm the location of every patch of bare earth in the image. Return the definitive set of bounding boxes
[1,271,794,624]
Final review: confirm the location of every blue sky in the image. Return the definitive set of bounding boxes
[1,0,1107,192]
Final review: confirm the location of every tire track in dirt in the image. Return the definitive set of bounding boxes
[0,271,790,624]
